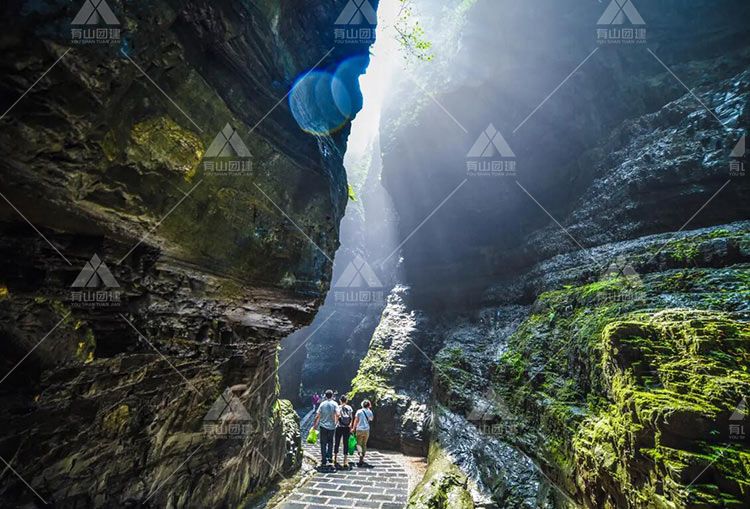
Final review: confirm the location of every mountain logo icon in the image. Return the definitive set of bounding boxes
[731,135,746,158]
[335,255,382,288]
[203,388,252,423]
[467,124,515,158]
[730,397,747,421]
[72,0,119,26]
[601,257,643,287]
[205,124,251,158]
[467,388,508,422]
[71,254,119,288]
[598,0,645,25]
[467,398,496,422]
[335,0,377,26]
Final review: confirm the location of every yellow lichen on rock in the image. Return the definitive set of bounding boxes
[128,117,204,177]
[103,404,131,435]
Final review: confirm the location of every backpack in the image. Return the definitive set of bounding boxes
[339,405,352,426]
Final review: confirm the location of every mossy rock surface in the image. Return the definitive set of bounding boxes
[488,256,750,508]
[407,441,474,509]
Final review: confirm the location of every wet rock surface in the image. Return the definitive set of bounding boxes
[352,0,750,507]
[349,286,434,456]
[0,0,376,506]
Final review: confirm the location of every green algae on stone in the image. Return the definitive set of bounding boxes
[433,346,477,412]
[572,310,750,507]
[274,398,303,474]
[407,442,474,509]
[75,327,96,364]
[489,259,750,507]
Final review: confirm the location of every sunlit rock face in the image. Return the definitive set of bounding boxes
[0,0,376,506]
[348,285,433,456]
[357,0,750,507]
[380,0,750,303]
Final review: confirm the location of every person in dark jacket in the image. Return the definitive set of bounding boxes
[333,395,353,468]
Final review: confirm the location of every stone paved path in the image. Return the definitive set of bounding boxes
[276,411,410,509]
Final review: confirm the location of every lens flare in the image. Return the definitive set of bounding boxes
[289,71,351,135]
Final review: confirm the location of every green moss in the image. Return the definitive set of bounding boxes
[489,252,750,507]
[433,346,476,410]
[649,227,749,264]
[669,239,700,262]
[407,440,474,509]
[571,309,750,507]
[349,348,397,403]
[708,228,731,239]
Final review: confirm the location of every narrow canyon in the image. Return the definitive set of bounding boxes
[0,1,748,508]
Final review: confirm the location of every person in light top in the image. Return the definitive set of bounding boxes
[351,399,374,466]
[312,389,338,467]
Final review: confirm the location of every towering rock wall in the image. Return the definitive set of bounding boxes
[0,0,376,506]
[352,0,750,507]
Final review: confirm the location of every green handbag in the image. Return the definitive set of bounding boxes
[307,428,318,444]
[347,434,357,455]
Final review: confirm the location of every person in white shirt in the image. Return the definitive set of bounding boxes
[312,389,338,467]
[350,399,374,466]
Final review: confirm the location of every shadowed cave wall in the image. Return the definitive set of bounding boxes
[0,0,378,506]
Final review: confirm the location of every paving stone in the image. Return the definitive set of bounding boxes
[278,450,409,509]
[297,488,322,496]
[326,497,356,507]
[355,500,384,508]
[338,485,362,492]
[360,486,386,495]
[311,482,340,490]
[300,494,329,504]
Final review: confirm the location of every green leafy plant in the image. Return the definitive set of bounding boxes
[394,0,434,61]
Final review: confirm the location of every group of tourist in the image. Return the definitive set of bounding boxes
[312,389,374,468]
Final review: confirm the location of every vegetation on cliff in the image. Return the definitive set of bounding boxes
[406,441,474,509]
[483,229,750,507]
